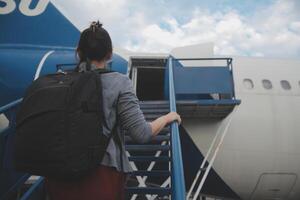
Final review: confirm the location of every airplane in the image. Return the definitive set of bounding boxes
[1,1,300,200]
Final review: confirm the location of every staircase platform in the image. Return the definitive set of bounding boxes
[140,100,240,120]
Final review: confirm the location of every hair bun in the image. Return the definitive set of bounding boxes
[90,21,103,32]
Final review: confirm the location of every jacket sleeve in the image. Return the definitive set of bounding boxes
[117,76,153,143]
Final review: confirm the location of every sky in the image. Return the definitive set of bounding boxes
[52,0,300,59]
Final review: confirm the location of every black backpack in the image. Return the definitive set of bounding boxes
[14,68,117,180]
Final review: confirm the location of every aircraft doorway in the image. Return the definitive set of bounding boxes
[130,57,167,101]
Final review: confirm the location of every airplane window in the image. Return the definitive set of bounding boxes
[243,79,254,89]
[262,79,272,90]
[280,80,291,90]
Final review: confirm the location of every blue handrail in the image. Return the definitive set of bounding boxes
[20,177,45,200]
[0,98,26,200]
[168,56,186,199]
[0,98,23,114]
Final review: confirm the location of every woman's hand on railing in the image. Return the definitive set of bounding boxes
[150,112,182,136]
[165,112,181,125]
[165,112,181,124]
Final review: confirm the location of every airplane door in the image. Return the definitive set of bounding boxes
[250,173,297,200]
[129,58,167,101]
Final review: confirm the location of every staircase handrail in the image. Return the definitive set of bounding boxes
[168,56,186,200]
[0,98,23,114]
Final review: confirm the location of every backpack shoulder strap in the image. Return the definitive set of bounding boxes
[112,95,124,171]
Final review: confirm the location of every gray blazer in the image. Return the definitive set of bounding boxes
[99,71,153,172]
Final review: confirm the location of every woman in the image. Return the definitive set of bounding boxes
[45,21,181,200]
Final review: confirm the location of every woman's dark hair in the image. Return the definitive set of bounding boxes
[76,21,112,64]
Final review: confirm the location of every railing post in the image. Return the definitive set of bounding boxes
[168,57,186,200]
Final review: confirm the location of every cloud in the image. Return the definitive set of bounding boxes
[51,0,300,59]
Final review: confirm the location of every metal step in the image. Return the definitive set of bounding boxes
[139,101,169,109]
[125,135,170,143]
[125,128,170,135]
[124,127,169,136]
[128,170,170,177]
[139,100,169,104]
[144,114,167,120]
[157,127,170,134]
[126,187,171,195]
[128,156,171,162]
[142,108,169,114]
[125,145,170,151]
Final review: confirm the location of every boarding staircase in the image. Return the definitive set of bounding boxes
[125,56,241,200]
[125,58,186,199]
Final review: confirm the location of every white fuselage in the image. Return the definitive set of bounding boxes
[183,56,300,200]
